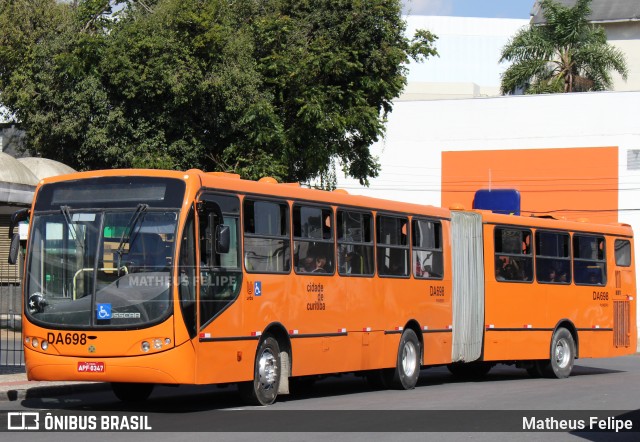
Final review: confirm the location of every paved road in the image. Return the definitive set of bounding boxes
[1,355,639,441]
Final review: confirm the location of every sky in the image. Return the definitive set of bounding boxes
[402,0,536,18]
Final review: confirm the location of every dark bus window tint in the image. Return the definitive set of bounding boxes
[535,231,571,284]
[243,199,290,273]
[244,200,288,236]
[377,215,409,278]
[615,240,631,267]
[573,235,606,285]
[412,219,443,279]
[337,210,374,276]
[293,205,334,275]
[494,228,533,282]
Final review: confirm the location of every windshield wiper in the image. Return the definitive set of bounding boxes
[116,204,149,272]
[60,205,85,252]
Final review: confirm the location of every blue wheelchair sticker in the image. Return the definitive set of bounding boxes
[97,304,112,320]
[254,281,262,297]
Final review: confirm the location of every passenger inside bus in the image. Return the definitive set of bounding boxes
[313,255,328,273]
[496,256,529,281]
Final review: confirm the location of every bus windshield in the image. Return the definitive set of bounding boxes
[25,177,185,329]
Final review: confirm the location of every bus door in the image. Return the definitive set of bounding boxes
[196,194,242,327]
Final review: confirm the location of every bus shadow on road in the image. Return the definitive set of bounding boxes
[16,363,626,413]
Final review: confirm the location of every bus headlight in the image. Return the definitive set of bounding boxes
[41,341,48,351]
[32,338,39,348]
[141,341,150,353]
[153,339,163,350]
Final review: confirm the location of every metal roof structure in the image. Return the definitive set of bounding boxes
[531,0,640,24]
[17,157,76,180]
[0,152,38,206]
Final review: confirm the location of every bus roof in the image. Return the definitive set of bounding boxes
[37,168,633,237]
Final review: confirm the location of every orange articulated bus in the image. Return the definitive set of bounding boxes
[8,169,636,405]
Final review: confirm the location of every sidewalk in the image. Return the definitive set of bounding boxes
[0,367,108,402]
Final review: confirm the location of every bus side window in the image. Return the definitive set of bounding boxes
[377,215,409,278]
[243,199,291,274]
[573,235,606,285]
[535,231,571,284]
[494,227,533,282]
[615,239,631,267]
[293,205,334,275]
[412,218,443,279]
[337,209,374,276]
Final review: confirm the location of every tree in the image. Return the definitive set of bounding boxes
[0,0,437,184]
[499,0,627,95]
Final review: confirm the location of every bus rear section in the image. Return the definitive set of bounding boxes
[450,211,637,378]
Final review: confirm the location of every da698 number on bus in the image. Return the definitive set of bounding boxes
[47,332,87,346]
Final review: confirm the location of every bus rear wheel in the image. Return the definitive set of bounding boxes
[239,336,281,405]
[540,327,575,379]
[385,329,421,390]
[111,382,154,402]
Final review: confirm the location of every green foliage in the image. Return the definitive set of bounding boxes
[499,0,628,95]
[0,0,437,184]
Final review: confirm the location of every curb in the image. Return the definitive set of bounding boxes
[2,382,111,402]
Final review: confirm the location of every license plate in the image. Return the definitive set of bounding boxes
[77,361,105,373]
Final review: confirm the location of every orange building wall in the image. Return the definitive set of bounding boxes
[441,147,618,224]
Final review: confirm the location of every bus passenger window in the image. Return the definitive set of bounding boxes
[535,231,571,284]
[494,228,533,282]
[377,215,409,278]
[412,218,443,279]
[293,205,334,275]
[614,240,631,267]
[337,210,374,276]
[243,199,290,273]
[573,235,606,285]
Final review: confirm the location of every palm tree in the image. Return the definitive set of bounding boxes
[499,0,628,94]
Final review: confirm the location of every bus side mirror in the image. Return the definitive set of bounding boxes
[216,225,230,254]
[9,208,29,238]
[8,233,20,265]
[8,208,29,265]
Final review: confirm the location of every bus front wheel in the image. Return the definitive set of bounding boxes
[111,382,154,402]
[385,329,421,390]
[239,336,281,405]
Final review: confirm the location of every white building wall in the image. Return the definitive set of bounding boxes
[605,22,640,92]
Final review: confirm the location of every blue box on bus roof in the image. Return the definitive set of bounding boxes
[472,189,521,216]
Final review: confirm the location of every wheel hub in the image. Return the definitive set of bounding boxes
[258,349,278,390]
[402,342,417,377]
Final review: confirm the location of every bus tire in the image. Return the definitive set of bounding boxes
[111,382,154,402]
[239,336,281,405]
[385,329,420,390]
[542,327,575,379]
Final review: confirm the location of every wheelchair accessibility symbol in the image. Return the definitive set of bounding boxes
[97,303,112,320]
[254,281,262,297]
